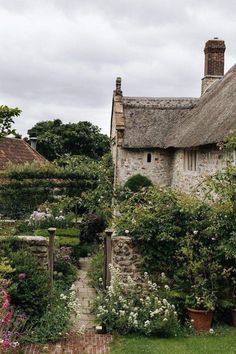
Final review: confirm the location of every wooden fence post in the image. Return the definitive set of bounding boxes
[103,229,113,289]
[48,227,56,293]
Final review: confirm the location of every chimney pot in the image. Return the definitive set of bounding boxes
[115,77,122,96]
[30,137,37,150]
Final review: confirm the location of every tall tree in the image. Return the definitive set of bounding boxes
[27,120,110,161]
[0,105,21,137]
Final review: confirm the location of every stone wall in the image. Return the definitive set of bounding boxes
[17,236,49,268]
[111,236,142,282]
[171,147,227,193]
[116,147,173,186]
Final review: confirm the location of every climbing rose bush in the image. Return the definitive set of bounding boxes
[94,267,179,336]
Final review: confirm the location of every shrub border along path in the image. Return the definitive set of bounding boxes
[21,257,113,354]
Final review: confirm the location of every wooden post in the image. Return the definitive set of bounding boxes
[48,227,56,293]
[103,229,113,289]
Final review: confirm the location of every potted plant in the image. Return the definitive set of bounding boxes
[178,234,219,332]
[185,284,216,331]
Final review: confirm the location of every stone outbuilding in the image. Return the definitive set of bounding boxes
[110,38,236,193]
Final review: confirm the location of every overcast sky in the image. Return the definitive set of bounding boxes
[0,0,235,137]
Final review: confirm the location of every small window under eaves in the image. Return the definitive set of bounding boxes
[147,153,152,163]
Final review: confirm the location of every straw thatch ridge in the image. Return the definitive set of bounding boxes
[166,64,236,147]
[123,97,198,148]
[123,64,236,149]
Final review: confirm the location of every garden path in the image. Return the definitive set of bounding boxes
[73,256,97,332]
[22,257,113,353]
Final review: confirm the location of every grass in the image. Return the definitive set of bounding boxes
[111,327,236,354]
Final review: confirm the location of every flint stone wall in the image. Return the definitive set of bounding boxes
[17,236,49,268]
[111,236,142,282]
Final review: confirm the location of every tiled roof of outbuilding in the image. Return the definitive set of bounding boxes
[0,137,46,170]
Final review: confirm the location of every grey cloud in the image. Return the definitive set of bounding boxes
[0,0,235,137]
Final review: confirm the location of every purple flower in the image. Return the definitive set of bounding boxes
[63,255,71,263]
[18,273,26,281]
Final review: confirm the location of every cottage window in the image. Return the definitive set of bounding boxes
[184,150,197,171]
[147,153,152,163]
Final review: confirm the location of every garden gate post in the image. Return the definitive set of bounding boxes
[48,227,56,294]
[103,229,113,288]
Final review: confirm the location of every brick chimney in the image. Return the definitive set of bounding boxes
[201,38,226,95]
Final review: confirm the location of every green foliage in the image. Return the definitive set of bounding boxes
[24,291,71,343]
[0,152,113,219]
[114,187,211,276]
[81,153,114,222]
[56,236,80,247]
[124,174,153,192]
[54,248,78,289]
[23,288,79,344]
[27,119,110,161]
[88,247,104,289]
[94,267,179,336]
[7,249,49,319]
[113,181,236,314]
[34,228,80,238]
[80,213,105,244]
[0,105,21,137]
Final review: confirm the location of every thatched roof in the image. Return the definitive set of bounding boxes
[123,64,236,149]
[0,137,46,170]
[166,64,236,147]
[123,97,198,148]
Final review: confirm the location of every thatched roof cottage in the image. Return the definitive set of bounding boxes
[110,38,236,192]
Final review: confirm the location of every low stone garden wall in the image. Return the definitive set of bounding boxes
[17,236,49,268]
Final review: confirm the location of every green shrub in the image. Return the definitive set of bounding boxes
[56,237,80,247]
[124,174,153,192]
[54,248,78,289]
[70,243,95,264]
[35,228,80,238]
[80,213,105,244]
[94,267,179,336]
[23,287,79,343]
[88,247,104,289]
[115,187,211,277]
[7,249,49,319]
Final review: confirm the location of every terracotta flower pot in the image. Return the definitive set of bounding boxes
[187,308,213,332]
[232,309,236,326]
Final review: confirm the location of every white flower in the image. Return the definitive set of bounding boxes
[209,328,214,334]
[164,285,170,291]
[125,229,130,234]
[144,320,150,327]
[163,299,168,306]
[193,230,198,235]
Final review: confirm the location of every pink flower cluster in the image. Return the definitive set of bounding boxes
[0,291,27,350]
